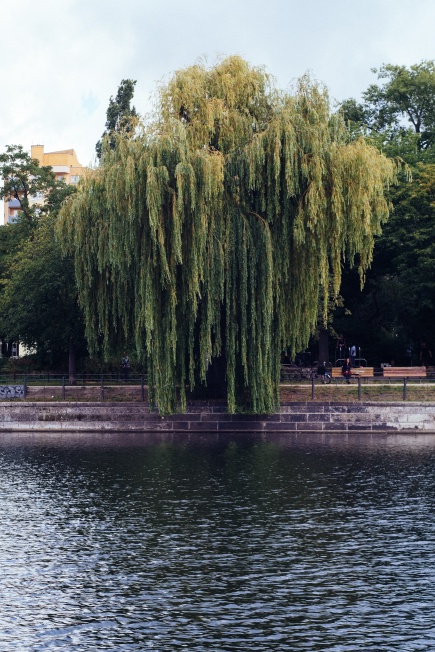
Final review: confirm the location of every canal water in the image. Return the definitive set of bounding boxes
[1,431,435,651]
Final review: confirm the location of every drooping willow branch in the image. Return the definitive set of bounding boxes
[58,56,400,414]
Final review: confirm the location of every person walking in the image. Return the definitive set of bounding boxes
[121,352,130,381]
[350,344,356,367]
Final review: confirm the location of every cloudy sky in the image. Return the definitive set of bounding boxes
[2,0,435,167]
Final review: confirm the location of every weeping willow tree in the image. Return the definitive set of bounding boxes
[58,56,401,414]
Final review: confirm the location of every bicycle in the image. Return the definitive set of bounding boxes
[304,366,332,384]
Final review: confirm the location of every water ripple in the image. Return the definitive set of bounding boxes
[0,432,435,650]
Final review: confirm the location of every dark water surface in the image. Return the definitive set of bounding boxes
[1,431,435,651]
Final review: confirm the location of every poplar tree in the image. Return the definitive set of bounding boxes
[59,56,400,413]
[95,79,138,160]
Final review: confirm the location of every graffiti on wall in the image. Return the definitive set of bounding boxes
[0,385,25,399]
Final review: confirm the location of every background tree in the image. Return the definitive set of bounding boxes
[336,62,435,364]
[341,61,435,149]
[95,79,138,160]
[0,214,86,382]
[0,145,69,221]
[60,56,399,413]
[365,62,435,144]
[335,160,435,363]
[0,146,85,380]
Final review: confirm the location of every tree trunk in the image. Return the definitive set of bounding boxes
[205,354,227,399]
[68,338,77,385]
[318,328,330,367]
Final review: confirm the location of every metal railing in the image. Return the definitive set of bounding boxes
[0,374,149,402]
[279,372,435,401]
[0,370,434,403]
[0,372,148,385]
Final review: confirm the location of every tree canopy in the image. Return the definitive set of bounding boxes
[337,62,435,364]
[341,61,435,150]
[59,56,400,413]
[0,145,73,221]
[0,214,86,379]
[0,147,84,379]
[95,79,138,160]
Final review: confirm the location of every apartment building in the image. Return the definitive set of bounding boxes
[3,144,87,224]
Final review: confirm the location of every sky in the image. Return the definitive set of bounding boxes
[2,0,435,167]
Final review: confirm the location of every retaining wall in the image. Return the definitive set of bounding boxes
[1,401,435,432]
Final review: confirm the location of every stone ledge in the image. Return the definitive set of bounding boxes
[1,401,435,433]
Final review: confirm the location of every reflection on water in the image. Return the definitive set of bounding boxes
[1,431,435,651]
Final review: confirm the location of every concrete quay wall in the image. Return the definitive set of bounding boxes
[1,401,435,432]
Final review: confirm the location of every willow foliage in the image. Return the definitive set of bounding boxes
[59,56,400,414]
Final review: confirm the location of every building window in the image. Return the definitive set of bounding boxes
[70,175,80,184]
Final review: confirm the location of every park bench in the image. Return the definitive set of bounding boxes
[332,367,374,378]
[382,366,427,378]
[280,365,299,381]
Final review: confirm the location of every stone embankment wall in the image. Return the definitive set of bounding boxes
[1,401,435,432]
